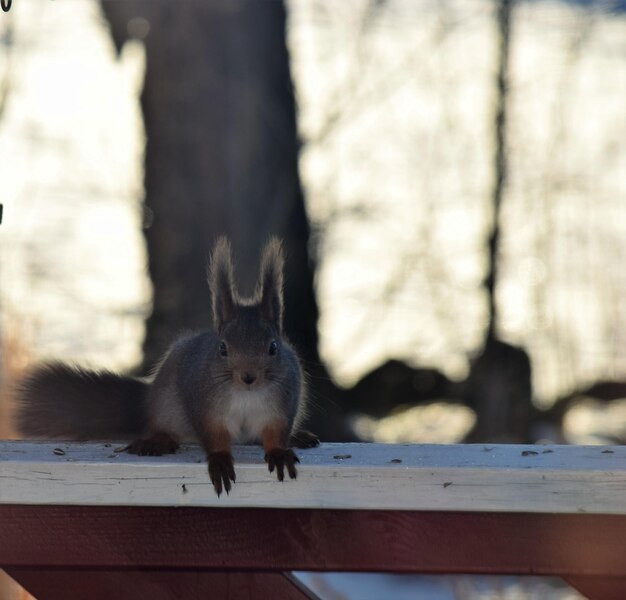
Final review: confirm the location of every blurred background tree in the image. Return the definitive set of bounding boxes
[99,0,349,440]
[0,0,624,446]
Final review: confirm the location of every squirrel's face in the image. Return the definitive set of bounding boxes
[217,306,282,390]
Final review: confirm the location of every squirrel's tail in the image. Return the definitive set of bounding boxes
[15,363,148,440]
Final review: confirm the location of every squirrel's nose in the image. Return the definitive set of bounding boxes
[241,373,256,386]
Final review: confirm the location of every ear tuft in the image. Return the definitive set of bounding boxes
[209,236,237,330]
[258,237,284,332]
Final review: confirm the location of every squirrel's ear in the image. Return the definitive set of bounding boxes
[209,236,237,330]
[258,237,284,333]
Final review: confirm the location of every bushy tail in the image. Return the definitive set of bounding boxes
[15,363,148,440]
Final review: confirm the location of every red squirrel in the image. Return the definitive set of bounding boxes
[16,237,319,496]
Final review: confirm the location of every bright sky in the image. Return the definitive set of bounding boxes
[0,0,624,407]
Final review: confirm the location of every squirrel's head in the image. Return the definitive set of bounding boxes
[208,237,286,389]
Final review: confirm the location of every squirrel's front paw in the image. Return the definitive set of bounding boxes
[265,448,299,481]
[289,429,320,449]
[208,452,236,497]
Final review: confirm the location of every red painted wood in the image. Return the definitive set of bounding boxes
[1,506,625,576]
[565,577,626,600]
[5,570,316,600]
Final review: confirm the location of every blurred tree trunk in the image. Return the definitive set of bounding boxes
[101,0,350,440]
[464,0,534,443]
[484,0,510,344]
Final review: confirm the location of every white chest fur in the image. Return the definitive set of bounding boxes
[223,386,280,443]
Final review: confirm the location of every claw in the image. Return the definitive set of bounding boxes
[264,448,299,482]
[208,452,236,497]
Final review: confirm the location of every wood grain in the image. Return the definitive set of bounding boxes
[1,505,625,577]
[1,441,625,514]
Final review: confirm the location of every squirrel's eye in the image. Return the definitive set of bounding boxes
[219,341,228,357]
[268,340,278,356]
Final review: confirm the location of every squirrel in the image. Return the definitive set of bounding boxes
[16,237,319,496]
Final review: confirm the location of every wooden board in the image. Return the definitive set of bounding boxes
[5,570,318,600]
[2,506,626,577]
[1,441,625,514]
